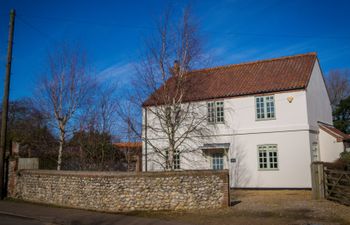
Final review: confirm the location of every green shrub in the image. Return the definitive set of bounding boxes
[340,151,350,163]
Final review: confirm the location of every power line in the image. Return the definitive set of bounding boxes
[17,14,350,41]
[16,15,59,44]
[206,31,350,40]
[17,14,156,31]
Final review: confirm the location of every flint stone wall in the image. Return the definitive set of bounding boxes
[9,169,229,212]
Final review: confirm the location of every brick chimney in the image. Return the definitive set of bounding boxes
[173,60,180,76]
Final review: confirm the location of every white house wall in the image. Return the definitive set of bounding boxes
[224,90,309,134]
[144,90,310,139]
[231,130,312,188]
[319,129,344,162]
[306,60,333,130]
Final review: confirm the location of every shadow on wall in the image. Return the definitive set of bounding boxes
[146,135,215,171]
[232,143,251,187]
[180,136,216,170]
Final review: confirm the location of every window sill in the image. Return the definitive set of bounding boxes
[255,118,276,122]
[258,168,279,171]
[207,122,225,125]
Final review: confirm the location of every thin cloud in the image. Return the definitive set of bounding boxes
[206,40,315,66]
[97,62,136,84]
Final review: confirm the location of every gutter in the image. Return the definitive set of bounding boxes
[144,107,148,172]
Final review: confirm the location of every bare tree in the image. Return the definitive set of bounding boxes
[127,7,209,171]
[73,83,122,170]
[79,82,120,133]
[37,45,94,170]
[326,69,350,109]
[119,97,140,171]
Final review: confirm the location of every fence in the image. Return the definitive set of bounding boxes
[311,162,350,206]
[18,158,39,170]
[324,168,350,206]
[14,143,129,171]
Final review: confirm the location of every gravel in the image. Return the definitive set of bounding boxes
[127,190,350,225]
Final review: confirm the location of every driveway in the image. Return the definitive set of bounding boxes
[0,200,188,225]
[125,190,350,225]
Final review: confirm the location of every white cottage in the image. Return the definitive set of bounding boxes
[142,52,346,188]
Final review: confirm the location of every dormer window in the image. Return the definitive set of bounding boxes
[255,95,275,120]
[208,101,224,123]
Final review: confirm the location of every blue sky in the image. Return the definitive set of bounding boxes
[0,0,349,100]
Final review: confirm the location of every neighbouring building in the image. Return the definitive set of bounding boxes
[142,52,347,188]
[318,122,350,162]
[114,142,142,172]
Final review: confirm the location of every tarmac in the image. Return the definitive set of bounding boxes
[0,200,188,225]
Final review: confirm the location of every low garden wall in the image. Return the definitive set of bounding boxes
[8,145,229,212]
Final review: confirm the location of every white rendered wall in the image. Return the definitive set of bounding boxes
[145,135,232,172]
[230,130,312,188]
[144,129,312,188]
[222,90,309,135]
[144,90,310,139]
[319,129,344,162]
[306,60,333,130]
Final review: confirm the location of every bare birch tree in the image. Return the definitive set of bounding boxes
[37,45,94,170]
[326,69,350,110]
[129,7,210,170]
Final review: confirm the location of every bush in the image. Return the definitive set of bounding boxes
[329,152,350,171]
[340,151,350,163]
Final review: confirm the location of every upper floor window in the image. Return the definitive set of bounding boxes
[255,95,275,120]
[258,144,278,170]
[208,101,224,123]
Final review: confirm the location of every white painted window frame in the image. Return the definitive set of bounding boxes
[165,149,181,170]
[212,153,224,170]
[207,101,224,124]
[255,95,275,120]
[257,144,279,171]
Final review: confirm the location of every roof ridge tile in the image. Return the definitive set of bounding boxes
[190,52,317,74]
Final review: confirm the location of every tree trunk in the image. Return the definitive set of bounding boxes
[57,130,65,170]
[57,140,63,170]
[168,144,175,171]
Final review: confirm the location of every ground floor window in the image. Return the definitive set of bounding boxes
[212,153,224,170]
[165,149,180,170]
[258,144,278,170]
[174,150,180,169]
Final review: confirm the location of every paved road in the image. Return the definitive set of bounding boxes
[0,214,48,225]
[0,200,188,225]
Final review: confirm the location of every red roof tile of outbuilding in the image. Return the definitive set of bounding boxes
[114,142,142,149]
[319,123,350,142]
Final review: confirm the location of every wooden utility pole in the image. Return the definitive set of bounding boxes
[0,9,15,200]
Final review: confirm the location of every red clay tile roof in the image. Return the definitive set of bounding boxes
[319,123,350,142]
[114,142,142,149]
[143,52,317,106]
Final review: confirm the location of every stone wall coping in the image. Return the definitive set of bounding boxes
[18,169,229,178]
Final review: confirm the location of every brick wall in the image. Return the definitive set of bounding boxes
[8,154,229,212]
